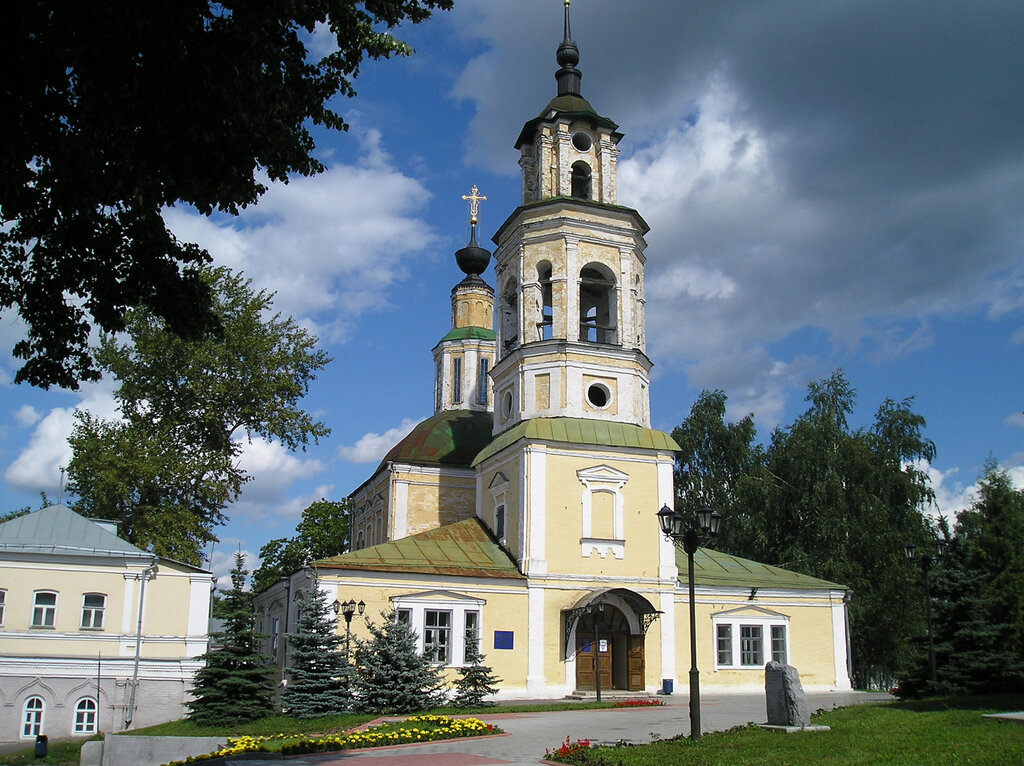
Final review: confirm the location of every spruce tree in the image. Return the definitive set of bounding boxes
[187,552,275,724]
[452,642,501,708]
[281,577,352,717]
[351,609,444,714]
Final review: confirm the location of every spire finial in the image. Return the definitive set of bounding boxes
[556,0,581,96]
[461,184,487,226]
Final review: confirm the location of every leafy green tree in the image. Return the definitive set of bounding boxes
[281,578,352,717]
[352,609,443,714]
[671,389,761,549]
[253,499,351,593]
[1,0,453,390]
[66,266,330,565]
[902,461,1024,696]
[673,371,937,688]
[452,643,501,708]
[187,553,275,725]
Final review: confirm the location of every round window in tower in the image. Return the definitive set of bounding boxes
[501,390,514,420]
[586,382,611,409]
[572,131,593,152]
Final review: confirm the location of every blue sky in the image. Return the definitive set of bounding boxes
[2,1,1022,581]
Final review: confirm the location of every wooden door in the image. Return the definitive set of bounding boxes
[576,634,613,690]
[627,635,645,690]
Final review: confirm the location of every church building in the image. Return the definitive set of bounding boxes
[256,4,852,699]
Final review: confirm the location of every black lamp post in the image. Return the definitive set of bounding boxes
[332,598,366,671]
[658,503,721,742]
[904,539,947,684]
[586,601,606,702]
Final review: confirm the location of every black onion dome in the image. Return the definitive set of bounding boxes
[455,223,491,277]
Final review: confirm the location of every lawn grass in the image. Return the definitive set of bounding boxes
[550,693,1024,766]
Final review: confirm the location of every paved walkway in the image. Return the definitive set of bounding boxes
[232,692,891,766]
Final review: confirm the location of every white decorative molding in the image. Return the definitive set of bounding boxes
[577,465,628,557]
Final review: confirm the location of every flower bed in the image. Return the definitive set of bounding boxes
[159,716,501,765]
[545,736,593,763]
[281,715,501,755]
[613,699,664,708]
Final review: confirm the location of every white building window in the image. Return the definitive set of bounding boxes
[464,611,480,663]
[0,588,6,626]
[74,698,97,734]
[392,591,484,668]
[424,610,452,664]
[477,358,490,405]
[713,608,789,669]
[488,472,508,543]
[81,593,106,629]
[22,697,44,739]
[452,357,462,404]
[32,591,57,628]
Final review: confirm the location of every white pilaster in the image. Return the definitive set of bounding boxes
[526,584,546,693]
[526,447,548,574]
[832,596,853,690]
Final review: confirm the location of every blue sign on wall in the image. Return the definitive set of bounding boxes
[493,630,514,650]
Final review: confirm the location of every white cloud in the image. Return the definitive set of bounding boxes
[338,417,420,464]
[229,437,327,522]
[13,405,41,428]
[163,126,439,345]
[3,382,118,496]
[1005,411,1024,428]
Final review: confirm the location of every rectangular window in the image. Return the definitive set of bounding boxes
[716,624,732,666]
[495,504,505,540]
[396,608,412,625]
[424,610,451,664]
[740,625,763,666]
[81,593,105,629]
[271,617,281,658]
[0,589,6,626]
[478,359,490,405]
[452,357,463,403]
[464,611,480,663]
[771,625,787,664]
[32,591,56,628]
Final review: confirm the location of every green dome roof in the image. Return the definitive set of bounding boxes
[377,409,494,472]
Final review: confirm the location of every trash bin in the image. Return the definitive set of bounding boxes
[35,734,48,758]
[662,678,674,695]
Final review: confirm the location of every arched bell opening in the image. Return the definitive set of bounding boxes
[579,263,617,344]
[571,160,592,200]
[537,261,554,340]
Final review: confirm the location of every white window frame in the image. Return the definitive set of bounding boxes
[577,465,628,559]
[477,358,490,405]
[391,591,485,668]
[0,588,6,626]
[32,591,57,628]
[423,609,452,664]
[712,608,789,669]
[489,472,509,544]
[73,697,97,735]
[463,610,481,663]
[22,697,44,739]
[452,356,463,404]
[81,593,106,630]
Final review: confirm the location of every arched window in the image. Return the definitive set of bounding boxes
[571,161,592,200]
[22,697,44,739]
[579,264,617,344]
[74,698,97,735]
[537,262,553,340]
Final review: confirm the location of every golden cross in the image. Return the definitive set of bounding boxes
[461,184,487,224]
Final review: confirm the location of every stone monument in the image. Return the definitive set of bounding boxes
[765,661,811,727]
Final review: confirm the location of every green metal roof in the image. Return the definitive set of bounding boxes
[315,518,524,580]
[438,327,496,343]
[681,547,847,590]
[472,418,679,466]
[376,409,494,473]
